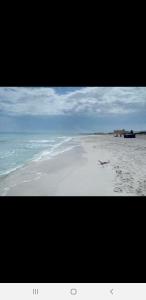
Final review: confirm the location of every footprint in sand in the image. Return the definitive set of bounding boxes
[144,181,146,188]
[114,187,123,193]
[136,188,143,195]
[114,165,120,169]
[116,169,122,175]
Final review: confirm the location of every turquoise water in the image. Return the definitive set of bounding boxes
[0,132,75,176]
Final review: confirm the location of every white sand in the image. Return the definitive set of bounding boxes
[0,134,146,196]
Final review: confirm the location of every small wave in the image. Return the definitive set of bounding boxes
[28,139,55,143]
[0,164,24,177]
[33,150,51,161]
[33,146,75,162]
[50,145,75,157]
[24,144,52,149]
[0,150,15,159]
[32,137,73,162]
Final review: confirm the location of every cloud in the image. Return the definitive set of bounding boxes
[0,87,146,116]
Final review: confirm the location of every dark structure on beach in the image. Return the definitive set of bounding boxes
[124,130,136,138]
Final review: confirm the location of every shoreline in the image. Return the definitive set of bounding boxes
[0,134,146,196]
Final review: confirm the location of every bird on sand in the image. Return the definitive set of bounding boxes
[98,160,110,166]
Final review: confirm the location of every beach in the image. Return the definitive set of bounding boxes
[0,134,146,196]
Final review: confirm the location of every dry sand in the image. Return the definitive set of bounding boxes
[0,135,146,196]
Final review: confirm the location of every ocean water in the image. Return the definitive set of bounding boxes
[0,132,76,177]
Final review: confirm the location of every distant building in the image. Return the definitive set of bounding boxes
[113,129,126,137]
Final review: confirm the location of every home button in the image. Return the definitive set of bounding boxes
[70,288,77,295]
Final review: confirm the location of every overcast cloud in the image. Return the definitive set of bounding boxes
[0,87,146,116]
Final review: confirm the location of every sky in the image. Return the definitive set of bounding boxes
[0,87,146,133]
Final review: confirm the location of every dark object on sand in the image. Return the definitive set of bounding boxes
[124,133,136,138]
[124,129,136,138]
[124,134,136,138]
[98,160,110,166]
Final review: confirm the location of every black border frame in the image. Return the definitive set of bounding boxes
[0,195,146,282]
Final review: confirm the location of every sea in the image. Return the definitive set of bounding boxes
[0,132,78,177]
